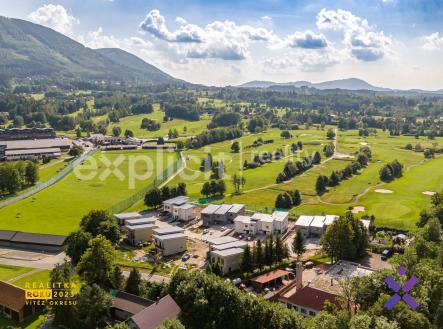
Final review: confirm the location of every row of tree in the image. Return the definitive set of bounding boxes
[144,183,187,208]
[0,160,38,194]
[275,190,302,209]
[201,180,226,197]
[185,127,243,149]
[379,159,403,182]
[275,152,321,183]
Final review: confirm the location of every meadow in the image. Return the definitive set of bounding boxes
[107,106,211,138]
[0,149,178,235]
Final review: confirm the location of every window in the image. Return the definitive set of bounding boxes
[309,311,316,316]
[300,308,307,314]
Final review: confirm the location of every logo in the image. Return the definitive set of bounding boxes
[384,266,419,310]
[25,281,77,306]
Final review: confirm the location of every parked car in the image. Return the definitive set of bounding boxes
[220,226,227,231]
[381,249,393,260]
[203,229,209,234]
[182,254,191,262]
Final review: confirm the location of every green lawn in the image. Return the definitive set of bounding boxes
[0,149,178,235]
[130,127,332,212]
[296,130,443,230]
[107,106,211,138]
[12,270,51,289]
[0,265,33,281]
[37,158,70,183]
[0,315,46,329]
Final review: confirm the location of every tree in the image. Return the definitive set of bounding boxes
[255,239,264,269]
[292,229,306,260]
[24,161,38,185]
[329,171,340,187]
[80,210,121,243]
[280,130,292,139]
[77,235,116,287]
[111,266,125,290]
[275,235,284,262]
[438,240,443,268]
[232,173,246,193]
[157,319,186,329]
[75,284,112,329]
[144,188,163,208]
[422,217,441,242]
[66,229,92,265]
[216,180,226,195]
[231,141,240,153]
[68,145,84,157]
[313,151,322,165]
[316,175,329,195]
[112,126,122,137]
[50,261,75,326]
[326,128,336,140]
[201,182,212,197]
[177,182,187,196]
[125,268,142,295]
[124,129,134,138]
[241,245,253,273]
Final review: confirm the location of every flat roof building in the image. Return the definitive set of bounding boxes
[210,247,244,275]
[153,226,187,256]
[202,203,245,225]
[172,203,196,222]
[295,215,338,238]
[0,230,67,252]
[114,212,143,225]
[125,217,156,227]
[125,224,158,246]
[234,211,289,236]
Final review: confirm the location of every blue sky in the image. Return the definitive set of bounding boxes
[2,0,443,89]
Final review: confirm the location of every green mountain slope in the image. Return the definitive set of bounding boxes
[0,16,182,84]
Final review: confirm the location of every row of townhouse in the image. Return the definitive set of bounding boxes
[234,211,289,236]
[201,203,245,225]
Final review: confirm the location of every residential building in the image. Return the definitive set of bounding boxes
[0,281,41,322]
[111,291,153,321]
[295,215,338,238]
[153,227,186,256]
[201,203,245,225]
[234,211,289,236]
[125,217,157,227]
[0,127,55,140]
[294,216,314,237]
[128,295,181,329]
[278,284,340,317]
[162,196,189,213]
[114,212,143,225]
[227,204,245,222]
[201,204,221,226]
[172,203,196,222]
[210,248,244,275]
[125,224,158,246]
[309,216,326,237]
[207,236,238,247]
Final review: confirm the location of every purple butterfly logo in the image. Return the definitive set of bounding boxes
[384,266,419,310]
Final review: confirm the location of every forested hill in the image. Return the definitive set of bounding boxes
[0,16,183,85]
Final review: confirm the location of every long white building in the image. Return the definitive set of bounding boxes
[234,211,289,236]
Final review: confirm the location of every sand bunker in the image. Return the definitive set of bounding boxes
[300,134,311,137]
[375,189,394,194]
[352,206,365,214]
[422,191,437,196]
[359,142,369,146]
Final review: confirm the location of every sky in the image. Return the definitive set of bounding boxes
[2,0,443,89]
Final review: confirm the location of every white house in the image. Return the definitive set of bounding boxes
[234,211,289,236]
[172,203,196,222]
[309,216,326,237]
[294,216,314,237]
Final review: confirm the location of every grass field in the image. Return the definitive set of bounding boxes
[0,264,33,281]
[0,149,178,235]
[129,127,331,212]
[12,270,51,288]
[107,106,211,138]
[296,130,443,230]
[37,158,70,182]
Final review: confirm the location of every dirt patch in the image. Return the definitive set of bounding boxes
[359,142,369,146]
[375,189,394,194]
[300,134,311,137]
[422,191,437,196]
[334,152,353,159]
[352,206,365,214]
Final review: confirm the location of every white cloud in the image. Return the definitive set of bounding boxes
[286,30,329,49]
[139,9,275,60]
[175,17,187,25]
[28,4,79,35]
[261,16,272,21]
[422,32,443,50]
[316,8,391,61]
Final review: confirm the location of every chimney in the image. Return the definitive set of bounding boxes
[296,262,303,289]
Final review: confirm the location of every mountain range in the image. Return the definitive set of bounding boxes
[238,78,443,94]
[0,16,182,85]
[0,15,442,94]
